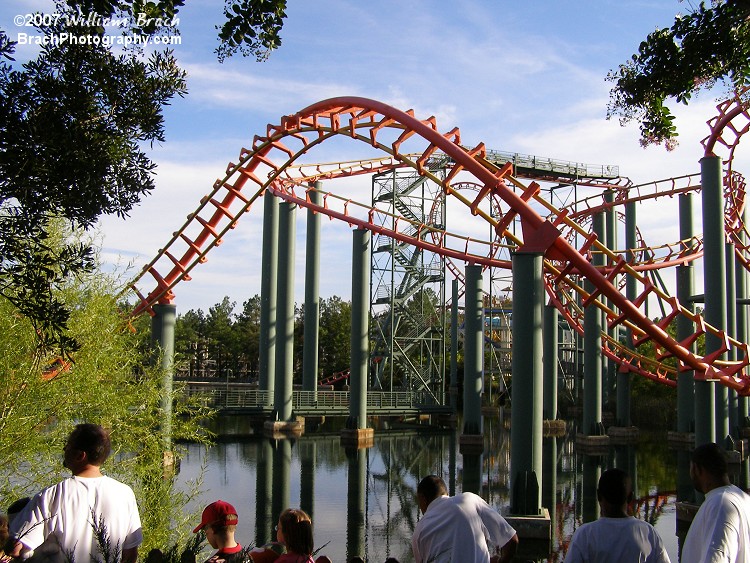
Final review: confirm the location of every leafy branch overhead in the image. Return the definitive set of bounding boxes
[606,0,750,149]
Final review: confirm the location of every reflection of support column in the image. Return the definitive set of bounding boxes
[699,155,722,446]
[346,447,367,562]
[462,453,482,495]
[260,194,279,404]
[619,199,636,428]
[581,456,601,524]
[255,439,274,544]
[677,449,693,503]
[266,203,303,436]
[450,279,459,413]
[582,213,605,439]
[726,241,739,436]
[461,264,483,448]
[303,186,321,397]
[151,304,176,465]
[542,437,558,544]
[271,439,292,527]
[300,441,316,520]
[342,229,374,448]
[449,431,457,496]
[510,252,543,515]
[675,194,696,440]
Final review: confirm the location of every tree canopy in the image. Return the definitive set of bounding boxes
[606,0,750,149]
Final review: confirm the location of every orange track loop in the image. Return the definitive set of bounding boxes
[128,96,750,394]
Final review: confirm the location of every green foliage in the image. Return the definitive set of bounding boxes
[606,0,750,148]
[216,0,288,62]
[0,223,212,555]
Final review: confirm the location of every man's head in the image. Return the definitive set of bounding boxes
[416,475,448,514]
[690,442,730,493]
[63,424,111,472]
[596,469,632,517]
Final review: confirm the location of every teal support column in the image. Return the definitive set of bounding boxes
[726,241,739,436]
[677,194,696,434]
[347,228,370,430]
[300,441,316,519]
[303,185,322,394]
[462,453,483,495]
[737,208,750,430]
[699,155,723,445]
[463,264,484,435]
[151,303,176,450]
[543,304,559,420]
[619,200,637,427]
[450,279,459,412]
[272,439,292,524]
[510,251,543,515]
[260,193,279,404]
[582,456,601,523]
[274,202,296,422]
[255,439,274,544]
[346,447,367,562]
[604,190,617,409]
[543,437,558,544]
[583,212,605,436]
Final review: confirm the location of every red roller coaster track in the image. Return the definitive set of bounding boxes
[129,93,750,394]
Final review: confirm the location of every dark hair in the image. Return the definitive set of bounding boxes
[692,442,728,478]
[597,468,631,506]
[279,508,313,556]
[417,475,448,505]
[68,423,111,465]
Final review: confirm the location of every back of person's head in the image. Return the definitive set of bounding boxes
[68,423,111,465]
[692,442,728,478]
[278,508,313,556]
[597,468,631,506]
[7,498,30,527]
[416,475,448,504]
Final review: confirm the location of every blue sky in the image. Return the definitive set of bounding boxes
[2,1,724,315]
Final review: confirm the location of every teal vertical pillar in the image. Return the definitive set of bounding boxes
[151,303,176,450]
[699,155,723,445]
[583,212,605,436]
[737,208,750,430]
[463,264,484,435]
[510,252,543,515]
[677,194,696,434]
[260,193,279,404]
[604,190,617,409]
[255,439,274,544]
[462,453,483,495]
[543,304,559,420]
[582,456,601,523]
[543,437,558,544]
[271,439,292,524]
[346,447,366,561]
[450,279,459,412]
[348,228,370,429]
[303,185,322,394]
[300,441,316,519]
[274,202,296,421]
[619,200,637,427]
[726,241,739,435]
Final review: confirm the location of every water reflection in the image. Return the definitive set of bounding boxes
[175,417,679,562]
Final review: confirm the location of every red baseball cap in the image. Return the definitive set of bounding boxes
[193,500,238,533]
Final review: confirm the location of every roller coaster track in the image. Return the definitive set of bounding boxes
[129,95,750,394]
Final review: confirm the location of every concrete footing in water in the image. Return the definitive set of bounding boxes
[340,427,374,448]
[459,433,484,455]
[263,418,304,438]
[506,508,552,560]
[607,425,639,445]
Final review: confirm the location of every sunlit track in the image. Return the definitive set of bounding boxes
[129,96,750,393]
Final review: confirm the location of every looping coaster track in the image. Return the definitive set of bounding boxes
[129,93,750,395]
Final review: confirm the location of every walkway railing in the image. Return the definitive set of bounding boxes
[182,384,451,415]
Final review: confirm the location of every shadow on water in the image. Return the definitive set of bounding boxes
[175,413,681,562]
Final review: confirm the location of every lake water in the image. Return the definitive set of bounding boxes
[174,414,682,562]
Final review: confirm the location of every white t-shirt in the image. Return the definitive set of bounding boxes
[564,516,671,563]
[682,484,750,563]
[412,493,517,563]
[10,475,143,563]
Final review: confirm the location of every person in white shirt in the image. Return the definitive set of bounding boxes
[411,475,518,563]
[682,442,750,563]
[8,423,143,563]
[564,468,671,563]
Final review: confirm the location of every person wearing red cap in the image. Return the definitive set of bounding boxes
[193,500,248,563]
